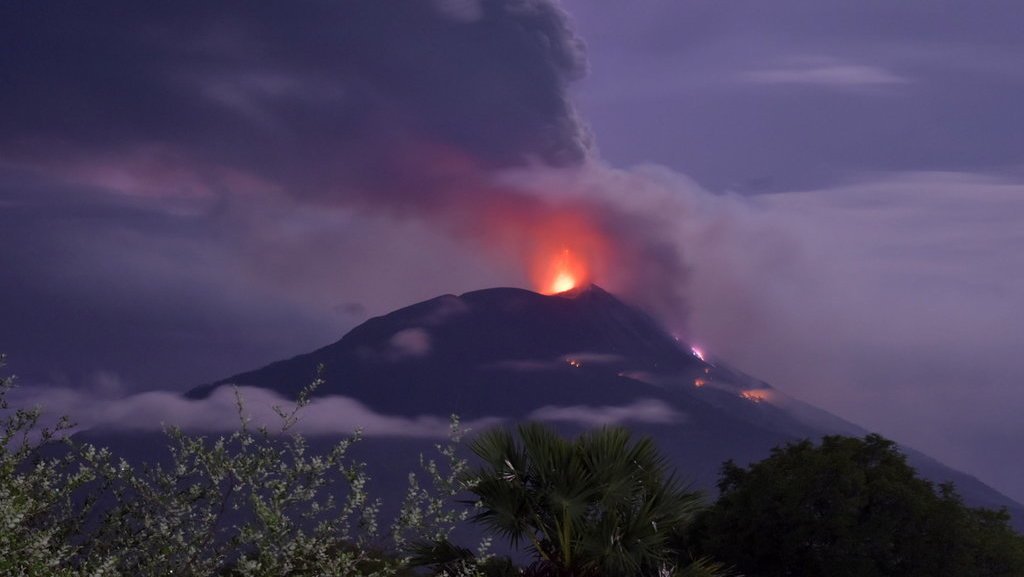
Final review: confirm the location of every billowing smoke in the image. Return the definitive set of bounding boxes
[0,0,591,205]
[0,0,701,331]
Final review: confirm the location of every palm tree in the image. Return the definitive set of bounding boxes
[461,423,724,577]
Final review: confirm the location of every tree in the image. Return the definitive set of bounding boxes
[0,356,472,576]
[691,434,1024,577]
[0,354,100,577]
[457,422,725,577]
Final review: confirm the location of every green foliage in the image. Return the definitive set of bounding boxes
[392,416,481,551]
[458,422,724,577]
[77,386,389,576]
[692,434,1024,577]
[0,354,105,576]
[0,360,475,576]
[409,539,519,577]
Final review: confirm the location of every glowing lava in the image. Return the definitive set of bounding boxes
[540,248,589,295]
[551,271,576,294]
[521,209,608,295]
[740,389,773,403]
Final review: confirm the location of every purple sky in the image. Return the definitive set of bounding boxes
[2,1,1023,503]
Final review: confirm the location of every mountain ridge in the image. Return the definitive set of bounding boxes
[183,284,1024,528]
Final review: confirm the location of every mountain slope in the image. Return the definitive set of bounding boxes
[186,285,1024,528]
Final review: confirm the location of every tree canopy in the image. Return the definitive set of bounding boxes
[691,434,1024,577]
[461,422,723,577]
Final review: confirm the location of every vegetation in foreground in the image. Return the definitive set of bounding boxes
[691,435,1024,577]
[413,423,727,577]
[3,355,1023,576]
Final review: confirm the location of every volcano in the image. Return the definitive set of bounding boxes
[183,285,1024,527]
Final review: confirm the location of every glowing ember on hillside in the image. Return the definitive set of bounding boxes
[740,389,773,403]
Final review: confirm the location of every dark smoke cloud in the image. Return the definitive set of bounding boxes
[1,0,590,208]
[1,0,701,363]
[0,0,607,387]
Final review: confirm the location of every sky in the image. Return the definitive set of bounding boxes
[2,1,1023,503]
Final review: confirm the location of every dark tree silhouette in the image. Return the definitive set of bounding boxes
[692,434,1024,577]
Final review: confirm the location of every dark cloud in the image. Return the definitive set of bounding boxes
[0,0,593,387]
[1,0,589,207]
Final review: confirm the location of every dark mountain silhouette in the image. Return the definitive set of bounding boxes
[180,284,1023,528]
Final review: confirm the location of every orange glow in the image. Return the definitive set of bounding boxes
[541,248,588,294]
[740,389,773,403]
[551,271,576,293]
[511,208,606,295]
[417,177,613,298]
[693,378,706,388]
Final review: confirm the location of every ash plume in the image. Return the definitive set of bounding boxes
[1,0,703,330]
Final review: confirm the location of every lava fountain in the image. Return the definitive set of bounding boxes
[524,211,608,295]
[541,248,589,294]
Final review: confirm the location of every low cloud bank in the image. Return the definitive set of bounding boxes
[7,384,502,438]
[529,398,685,426]
[7,383,688,436]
